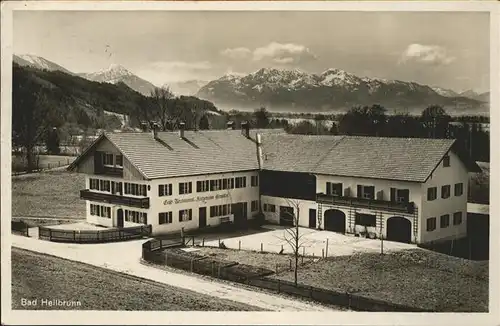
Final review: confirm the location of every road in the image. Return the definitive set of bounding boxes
[11,234,339,312]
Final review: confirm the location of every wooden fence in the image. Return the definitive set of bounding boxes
[39,225,152,243]
[141,243,431,312]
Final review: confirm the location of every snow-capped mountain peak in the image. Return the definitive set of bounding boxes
[13,54,73,74]
[319,68,361,87]
[431,86,459,97]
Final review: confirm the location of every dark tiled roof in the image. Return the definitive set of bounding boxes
[104,129,284,179]
[260,134,457,182]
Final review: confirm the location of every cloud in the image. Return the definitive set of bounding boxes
[400,44,456,65]
[150,60,212,71]
[252,42,317,64]
[220,47,252,59]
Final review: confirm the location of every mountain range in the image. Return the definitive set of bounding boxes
[196,68,488,113]
[13,54,489,114]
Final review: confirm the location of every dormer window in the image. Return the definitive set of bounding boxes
[443,154,450,167]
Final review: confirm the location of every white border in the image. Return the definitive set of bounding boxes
[1,2,499,325]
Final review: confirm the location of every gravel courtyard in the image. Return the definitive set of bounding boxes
[204,225,418,257]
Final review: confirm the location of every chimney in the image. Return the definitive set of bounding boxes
[227,121,235,130]
[241,121,250,138]
[256,133,263,169]
[151,122,159,139]
[179,122,185,138]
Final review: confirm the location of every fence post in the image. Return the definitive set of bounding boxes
[326,238,329,258]
[211,261,215,277]
[303,247,305,256]
[192,236,195,246]
[260,242,263,252]
[48,228,52,241]
[218,238,221,247]
[289,259,292,270]
[301,255,304,264]
[322,249,325,258]
[217,265,221,278]
[310,285,313,299]
[165,252,168,265]
[190,258,194,272]
[275,263,278,275]
[239,240,241,250]
[202,238,205,247]
[73,230,76,242]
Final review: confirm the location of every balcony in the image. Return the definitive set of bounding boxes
[94,165,123,177]
[80,189,150,209]
[316,193,415,214]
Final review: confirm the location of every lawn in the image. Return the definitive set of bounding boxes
[12,154,76,172]
[12,171,86,218]
[11,248,263,311]
[195,247,488,312]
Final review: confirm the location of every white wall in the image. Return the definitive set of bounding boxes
[420,151,469,243]
[83,171,260,234]
[316,174,421,241]
[261,195,318,227]
[149,171,260,235]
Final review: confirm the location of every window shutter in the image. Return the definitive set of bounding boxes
[357,185,362,198]
[390,188,396,202]
[326,182,332,195]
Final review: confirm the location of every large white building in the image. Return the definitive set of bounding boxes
[69,124,480,244]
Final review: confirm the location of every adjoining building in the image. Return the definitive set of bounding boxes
[68,123,481,244]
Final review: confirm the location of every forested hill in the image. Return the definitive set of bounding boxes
[12,63,220,132]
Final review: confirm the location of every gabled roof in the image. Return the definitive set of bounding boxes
[260,134,480,183]
[69,129,284,180]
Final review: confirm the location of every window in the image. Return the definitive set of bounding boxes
[441,185,451,199]
[427,187,437,201]
[263,203,276,213]
[125,210,147,224]
[99,180,111,192]
[355,213,376,227]
[426,217,436,231]
[90,204,110,218]
[179,209,193,222]
[229,178,235,189]
[196,180,209,192]
[357,185,375,199]
[210,204,231,217]
[159,212,173,224]
[179,182,192,195]
[90,178,99,190]
[159,184,173,197]
[440,214,450,228]
[103,153,114,166]
[251,175,259,187]
[115,155,123,167]
[443,154,450,167]
[251,200,259,212]
[453,212,463,225]
[454,183,463,196]
[124,182,147,196]
[222,178,229,190]
[326,182,343,196]
[390,188,409,203]
[209,179,221,191]
[235,176,246,188]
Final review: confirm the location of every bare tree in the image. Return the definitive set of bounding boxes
[150,86,175,131]
[275,198,309,286]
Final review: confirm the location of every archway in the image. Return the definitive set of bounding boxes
[386,216,411,243]
[323,209,346,234]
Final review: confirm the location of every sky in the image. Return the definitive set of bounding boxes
[13,10,490,93]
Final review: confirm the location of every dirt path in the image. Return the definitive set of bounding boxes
[10,235,339,312]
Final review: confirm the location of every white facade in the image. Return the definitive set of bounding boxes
[259,150,469,244]
[84,171,260,236]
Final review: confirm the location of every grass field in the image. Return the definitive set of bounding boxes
[11,248,263,311]
[195,247,488,312]
[12,171,85,218]
[12,154,76,173]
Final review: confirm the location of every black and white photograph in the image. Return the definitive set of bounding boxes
[1,1,498,325]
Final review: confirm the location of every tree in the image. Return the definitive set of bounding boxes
[12,66,51,172]
[150,86,175,131]
[367,104,387,136]
[421,105,451,138]
[45,127,61,155]
[253,107,270,128]
[275,199,309,286]
[199,114,210,130]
